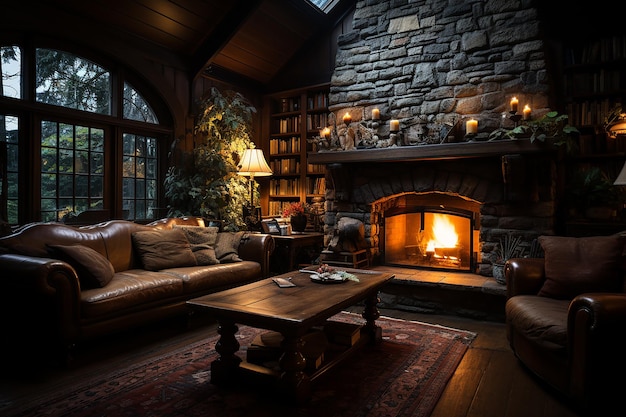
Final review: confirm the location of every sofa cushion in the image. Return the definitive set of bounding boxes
[505,295,569,352]
[132,228,197,271]
[174,225,220,265]
[48,244,115,288]
[215,231,245,263]
[538,235,625,300]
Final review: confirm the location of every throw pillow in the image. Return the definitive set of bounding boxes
[215,231,246,263]
[538,235,625,299]
[132,228,197,271]
[174,225,220,265]
[48,244,115,288]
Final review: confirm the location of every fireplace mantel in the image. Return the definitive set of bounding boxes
[307,139,558,164]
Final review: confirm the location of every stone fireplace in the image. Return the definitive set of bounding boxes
[310,143,558,277]
[308,0,562,277]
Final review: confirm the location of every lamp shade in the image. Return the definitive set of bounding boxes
[237,149,272,177]
[614,161,626,185]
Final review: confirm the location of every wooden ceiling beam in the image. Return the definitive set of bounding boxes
[188,0,263,81]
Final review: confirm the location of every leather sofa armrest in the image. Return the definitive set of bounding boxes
[238,233,275,278]
[567,293,626,403]
[504,257,546,298]
[0,253,82,344]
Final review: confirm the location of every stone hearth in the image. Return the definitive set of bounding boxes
[312,141,559,277]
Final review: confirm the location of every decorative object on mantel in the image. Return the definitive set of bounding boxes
[605,105,626,139]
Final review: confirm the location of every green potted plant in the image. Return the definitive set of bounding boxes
[489,111,579,153]
[164,87,256,231]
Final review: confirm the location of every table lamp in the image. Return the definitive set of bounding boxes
[237,148,272,229]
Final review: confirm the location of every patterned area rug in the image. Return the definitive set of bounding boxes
[6,312,476,417]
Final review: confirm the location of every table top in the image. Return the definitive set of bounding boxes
[187,268,394,335]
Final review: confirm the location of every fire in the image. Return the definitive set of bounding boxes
[427,213,458,254]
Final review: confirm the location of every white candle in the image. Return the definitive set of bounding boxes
[510,97,519,113]
[523,105,531,120]
[372,108,380,120]
[466,119,478,134]
[390,119,400,132]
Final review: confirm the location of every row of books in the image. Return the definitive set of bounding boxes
[564,70,624,97]
[307,163,325,174]
[269,137,300,155]
[306,177,326,195]
[565,35,626,66]
[276,116,301,134]
[566,98,623,127]
[269,178,300,196]
[307,92,328,110]
[306,113,329,131]
[268,200,298,216]
[270,158,300,175]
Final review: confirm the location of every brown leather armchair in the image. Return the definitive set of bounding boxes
[505,234,626,414]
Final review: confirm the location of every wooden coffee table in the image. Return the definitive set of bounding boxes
[187,268,394,403]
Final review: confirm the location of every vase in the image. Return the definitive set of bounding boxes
[290,214,307,233]
[492,263,506,285]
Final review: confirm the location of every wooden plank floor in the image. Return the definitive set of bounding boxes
[1,307,582,417]
[365,307,582,417]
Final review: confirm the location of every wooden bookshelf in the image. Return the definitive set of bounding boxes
[261,85,328,220]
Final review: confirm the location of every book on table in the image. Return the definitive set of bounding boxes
[246,329,328,371]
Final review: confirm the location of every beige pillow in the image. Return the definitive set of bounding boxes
[48,244,115,288]
[132,228,197,271]
[538,235,625,300]
[215,231,245,263]
[174,225,220,266]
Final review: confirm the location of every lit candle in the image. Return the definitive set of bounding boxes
[343,112,352,124]
[466,119,478,134]
[510,97,519,113]
[321,127,331,138]
[523,105,531,120]
[390,119,400,132]
[372,108,380,120]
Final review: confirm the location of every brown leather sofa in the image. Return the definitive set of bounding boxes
[0,217,274,365]
[504,234,626,414]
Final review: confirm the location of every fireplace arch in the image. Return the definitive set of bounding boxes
[323,154,556,276]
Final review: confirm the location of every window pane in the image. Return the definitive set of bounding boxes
[1,46,21,99]
[91,153,104,175]
[36,49,111,115]
[91,128,104,151]
[123,82,158,124]
[1,114,19,223]
[40,120,106,221]
[122,133,158,221]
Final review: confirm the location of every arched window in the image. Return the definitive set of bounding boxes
[0,44,171,225]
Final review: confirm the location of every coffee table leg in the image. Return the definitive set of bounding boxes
[278,335,311,403]
[211,320,241,386]
[362,291,383,343]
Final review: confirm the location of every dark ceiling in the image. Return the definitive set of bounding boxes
[5,0,352,88]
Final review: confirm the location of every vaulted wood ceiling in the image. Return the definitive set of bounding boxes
[6,0,351,87]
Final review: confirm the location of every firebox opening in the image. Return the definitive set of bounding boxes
[382,195,480,272]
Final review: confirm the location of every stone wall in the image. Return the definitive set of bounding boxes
[329,0,550,141]
[321,0,557,276]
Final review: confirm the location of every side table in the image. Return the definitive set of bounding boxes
[270,232,324,273]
